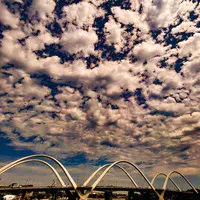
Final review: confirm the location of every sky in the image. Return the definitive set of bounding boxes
[0,0,200,189]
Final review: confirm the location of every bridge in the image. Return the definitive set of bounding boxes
[0,154,199,200]
[0,186,198,200]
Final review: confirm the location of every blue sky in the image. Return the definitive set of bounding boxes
[0,0,200,189]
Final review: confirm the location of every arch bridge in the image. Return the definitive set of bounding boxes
[0,154,198,200]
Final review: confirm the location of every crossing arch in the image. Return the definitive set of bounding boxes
[0,154,77,189]
[161,171,198,198]
[0,159,66,186]
[5,156,198,200]
[88,160,163,199]
[151,172,181,191]
[83,163,138,187]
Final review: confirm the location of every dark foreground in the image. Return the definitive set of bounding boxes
[0,186,199,200]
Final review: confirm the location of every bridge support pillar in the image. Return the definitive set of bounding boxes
[141,192,158,200]
[176,193,200,200]
[21,191,27,200]
[65,190,76,200]
[127,190,141,200]
[51,190,57,200]
[104,190,113,200]
[196,193,200,200]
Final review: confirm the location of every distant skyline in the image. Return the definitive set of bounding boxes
[0,0,200,189]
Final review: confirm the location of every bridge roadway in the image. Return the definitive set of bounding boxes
[0,186,198,199]
[0,185,194,193]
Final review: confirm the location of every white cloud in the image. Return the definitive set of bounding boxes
[158,69,182,89]
[0,2,19,28]
[144,0,196,29]
[111,6,149,32]
[148,100,186,116]
[104,17,123,50]
[26,32,59,51]
[29,0,56,20]
[61,29,98,56]
[179,33,200,58]
[172,21,199,34]
[174,112,200,126]
[133,40,165,61]
[183,58,200,77]
[130,0,141,11]
[111,6,140,25]
[62,2,102,27]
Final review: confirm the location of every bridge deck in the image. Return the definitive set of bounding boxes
[0,186,195,195]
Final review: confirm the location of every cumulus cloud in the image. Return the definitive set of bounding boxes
[133,40,165,61]
[104,18,122,49]
[61,29,98,56]
[111,6,149,32]
[145,0,195,29]
[62,2,102,27]
[25,32,59,51]
[29,0,56,20]
[179,33,200,58]
[0,1,19,28]
[112,6,140,25]
[158,69,182,90]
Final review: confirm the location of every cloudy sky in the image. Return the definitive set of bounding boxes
[0,0,200,189]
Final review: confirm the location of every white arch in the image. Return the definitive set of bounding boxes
[161,171,198,198]
[0,156,167,200]
[151,173,181,191]
[89,160,163,200]
[83,164,138,187]
[0,159,66,187]
[0,154,77,189]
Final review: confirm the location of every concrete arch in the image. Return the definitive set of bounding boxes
[0,154,77,189]
[0,159,66,187]
[83,164,138,188]
[88,160,163,200]
[161,171,198,198]
[151,173,181,191]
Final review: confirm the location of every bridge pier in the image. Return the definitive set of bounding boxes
[176,192,200,200]
[65,190,77,200]
[21,191,27,200]
[127,190,141,200]
[141,192,158,200]
[104,190,113,200]
[51,190,57,200]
